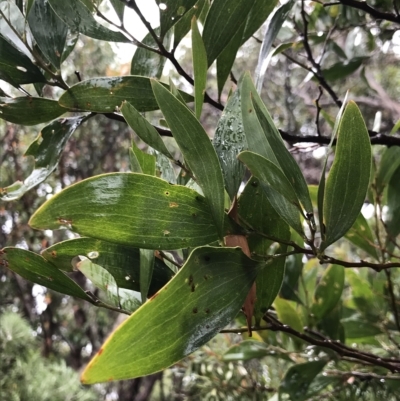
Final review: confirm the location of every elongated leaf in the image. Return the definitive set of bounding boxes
[131,28,171,78]
[241,0,278,44]
[216,21,245,97]
[41,238,173,295]
[318,92,349,238]
[58,76,193,113]
[47,0,130,42]
[173,0,206,48]
[78,259,141,312]
[341,318,382,338]
[319,57,364,82]
[28,0,68,69]
[252,92,313,215]
[191,17,207,119]
[375,146,400,195]
[139,249,155,303]
[386,166,400,238]
[345,213,379,259]
[238,151,302,215]
[0,0,31,56]
[280,361,327,401]
[213,89,247,199]
[152,80,225,239]
[321,102,371,251]
[81,246,260,383]
[311,265,344,320]
[129,140,156,176]
[156,0,197,38]
[238,153,298,205]
[121,101,172,159]
[274,297,303,333]
[0,34,45,86]
[0,97,66,125]
[238,178,290,323]
[109,0,124,22]
[240,72,277,162]
[223,340,269,361]
[202,0,255,66]
[1,116,85,201]
[0,247,92,302]
[29,173,220,250]
[255,0,294,92]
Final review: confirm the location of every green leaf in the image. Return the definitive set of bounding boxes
[223,340,269,361]
[77,259,141,312]
[129,141,156,176]
[29,173,220,250]
[121,101,172,159]
[139,249,155,304]
[213,89,247,199]
[216,21,245,97]
[109,0,124,22]
[319,57,365,82]
[321,101,371,251]
[375,146,400,195]
[131,28,171,79]
[152,80,225,239]
[238,151,303,234]
[1,116,85,201]
[154,150,177,183]
[58,76,193,113]
[318,92,349,238]
[279,361,327,401]
[0,1,31,56]
[81,246,259,383]
[0,97,66,125]
[41,238,173,296]
[156,0,197,38]
[0,248,92,302]
[173,0,206,48]
[191,17,207,119]
[47,0,130,42]
[27,0,68,69]
[345,213,379,259]
[241,0,278,44]
[238,178,290,323]
[255,0,294,92]
[202,0,256,66]
[341,318,382,338]
[252,95,313,215]
[274,297,304,333]
[311,264,344,320]
[0,34,46,87]
[386,166,400,238]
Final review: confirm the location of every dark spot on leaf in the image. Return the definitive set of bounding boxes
[251,181,258,187]
[150,292,159,300]
[188,274,193,286]
[51,251,57,257]
[165,191,170,196]
[191,284,195,292]
[205,308,210,314]
[193,307,198,314]
[98,348,104,355]
[195,196,202,201]
[206,325,210,329]
[249,109,252,113]
[204,256,211,262]
[192,213,197,218]
[204,275,208,280]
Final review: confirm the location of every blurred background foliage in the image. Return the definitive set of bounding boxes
[2,0,400,399]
